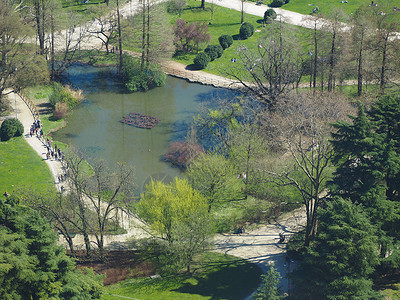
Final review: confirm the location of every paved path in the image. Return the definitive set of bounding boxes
[215,208,306,296]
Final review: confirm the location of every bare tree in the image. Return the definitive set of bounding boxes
[323,9,346,92]
[89,16,118,54]
[260,92,354,245]
[125,0,174,69]
[369,9,399,94]
[227,21,304,107]
[83,161,135,258]
[0,1,48,107]
[350,8,372,97]
[64,147,135,259]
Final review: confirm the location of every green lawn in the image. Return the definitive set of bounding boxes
[0,136,55,194]
[102,252,262,300]
[167,0,312,79]
[281,0,399,16]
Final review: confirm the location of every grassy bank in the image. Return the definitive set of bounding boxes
[168,0,312,79]
[0,136,56,194]
[102,252,262,300]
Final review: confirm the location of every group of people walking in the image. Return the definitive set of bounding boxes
[45,139,64,162]
[28,118,67,191]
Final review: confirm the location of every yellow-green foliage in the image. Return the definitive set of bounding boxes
[138,178,208,241]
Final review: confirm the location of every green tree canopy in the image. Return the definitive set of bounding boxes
[292,197,379,300]
[0,196,103,299]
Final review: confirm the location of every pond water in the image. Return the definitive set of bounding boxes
[52,64,238,192]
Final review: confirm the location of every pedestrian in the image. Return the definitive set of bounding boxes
[55,152,58,160]
[51,151,54,159]
[46,152,50,160]
[3,191,9,198]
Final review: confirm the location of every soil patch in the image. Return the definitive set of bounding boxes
[73,250,156,285]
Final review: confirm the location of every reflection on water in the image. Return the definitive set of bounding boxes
[52,64,239,192]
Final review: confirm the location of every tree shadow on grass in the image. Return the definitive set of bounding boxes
[174,258,262,300]
[232,34,241,41]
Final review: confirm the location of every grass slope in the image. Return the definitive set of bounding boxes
[281,0,399,16]
[102,252,262,300]
[0,136,55,194]
[170,0,312,78]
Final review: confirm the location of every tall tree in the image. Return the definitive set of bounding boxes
[0,196,103,299]
[254,264,283,300]
[350,7,372,97]
[323,9,345,92]
[240,0,246,24]
[227,21,303,107]
[0,0,48,108]
[369,8,399,94]
[186,153,240,212]
[261,92,353,245]
[331,96,400,203]
[291,197,379,300]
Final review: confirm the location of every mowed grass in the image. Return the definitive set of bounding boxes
[102,252,262,300]
[0,136,55,194]
[170,0,312,79]
[281,0,399,16]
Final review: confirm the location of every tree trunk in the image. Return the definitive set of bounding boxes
[313,22,318,93]
[50,14,55,81]
[379,33,388,95]
[328,31,336,92]
[35,0,45,55]
[357,29,364,97]
[117,0,123,75]
[146,0,150,68]
[141,0,146,70]
[241,0,245,24]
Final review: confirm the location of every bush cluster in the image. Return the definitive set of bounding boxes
[53,102,68,120]
[204,45,223,61]
[269,0,289,8]
[194,52,211,69]
[264,9,277,23]
[239,22,254,40]
[49,82,81,109]
[218,35,233,50]
[122,54,166,92]
[0,118,24,141]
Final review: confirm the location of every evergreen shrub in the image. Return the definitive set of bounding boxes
[239,23,254,40]
[204,45,223,61]
[121,54,166,92]
[194,52,211,69]
[270,0,285,7]
[264,9,277,23]
[218,35,233,50]
[0,118,24,141]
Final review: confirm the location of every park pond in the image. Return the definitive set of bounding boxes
[52,64,239,193]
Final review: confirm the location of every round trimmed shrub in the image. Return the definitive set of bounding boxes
[239,22,254,40]
[219,35,233,50]
[204,45,223,61]
[0,118,24,141]
[194,52,211,69]
[269,0,285,7]
[264,9,277,23]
